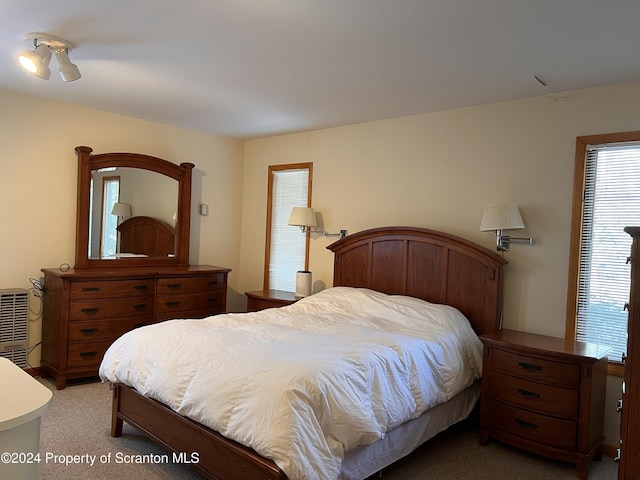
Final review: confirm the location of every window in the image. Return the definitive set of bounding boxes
[567,131,640,375]
[100,176,120,257]
[264,163,313,291]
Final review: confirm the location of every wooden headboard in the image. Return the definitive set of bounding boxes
[117,216,175,258]
[327,226,508,335]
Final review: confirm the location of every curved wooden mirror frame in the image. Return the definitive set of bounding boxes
[74,146,194,268]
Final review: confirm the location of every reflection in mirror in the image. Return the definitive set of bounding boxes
[74,146,194,268]
[88,167,179,259]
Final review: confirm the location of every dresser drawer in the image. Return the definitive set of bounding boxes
[156,291,224,315]
[68,316,154,341]
[67,340,114,367]
[489,399,577,450]
[157,275,224,295]
[70,279,155,300]
[491,349,581,388]
[69,297,154,321]
[489,371,579,418]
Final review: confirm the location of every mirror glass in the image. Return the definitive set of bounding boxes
[88,167,179,259]
[74,146,193,268]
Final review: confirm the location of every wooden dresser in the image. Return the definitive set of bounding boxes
[619,227,640,478]
[479,329,609,480]
[41,265,230,389]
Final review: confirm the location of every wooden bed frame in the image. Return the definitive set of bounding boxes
[110,226,507,480]
[117,215,175,258]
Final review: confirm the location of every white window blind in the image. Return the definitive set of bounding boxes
[100,177,120,257]
[268,168,309,291]
[577,142,640,362]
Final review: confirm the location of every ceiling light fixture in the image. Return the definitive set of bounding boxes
[18,32,81,82]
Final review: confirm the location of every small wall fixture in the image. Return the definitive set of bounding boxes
[480,202,533,251]
[288,207,347,238]
[18,32,81,82]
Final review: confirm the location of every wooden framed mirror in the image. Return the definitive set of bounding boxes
[74,146,194,268]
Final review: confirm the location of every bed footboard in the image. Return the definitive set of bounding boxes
[110,383,288,480]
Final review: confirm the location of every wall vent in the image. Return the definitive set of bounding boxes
[0,289,29,368]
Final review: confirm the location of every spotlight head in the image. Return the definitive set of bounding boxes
[54,49,81,82]
[18,43,52,80]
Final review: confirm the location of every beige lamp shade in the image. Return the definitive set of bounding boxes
[111,202,132,217]
[480,203,525,231]
[288,207,317,227]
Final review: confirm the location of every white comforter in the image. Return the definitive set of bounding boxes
[99,287,483,480]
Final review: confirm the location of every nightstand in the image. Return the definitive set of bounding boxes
[479,329,610,480]
[245,289,299,312]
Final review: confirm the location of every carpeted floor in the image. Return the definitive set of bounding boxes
[36,377,618,479]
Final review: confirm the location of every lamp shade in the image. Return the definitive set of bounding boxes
[288,207,317,227]
[480,203,525,231]
[111,202,132,217]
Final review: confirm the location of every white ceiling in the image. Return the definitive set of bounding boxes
[2,1,640,139]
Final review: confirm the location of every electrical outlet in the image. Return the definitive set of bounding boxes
[199,203,209,216]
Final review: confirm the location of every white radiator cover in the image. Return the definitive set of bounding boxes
[0,289,29,368]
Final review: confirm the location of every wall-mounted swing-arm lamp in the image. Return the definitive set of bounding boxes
[480,203,533,251]
[288,207,347,238]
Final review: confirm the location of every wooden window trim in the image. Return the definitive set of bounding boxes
[566,130,640,377]
[263,163,313,290]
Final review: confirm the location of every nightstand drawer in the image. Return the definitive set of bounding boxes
[489,399,577,450]
[489,371,579,418]
[491,348,581,388]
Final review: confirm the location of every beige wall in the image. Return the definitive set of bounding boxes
[4,80,639,449]
[0,87,245,366]
[241,81,640,447]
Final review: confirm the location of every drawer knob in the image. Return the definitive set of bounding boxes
[208,280,219,287]
[518,361,542,372]
[133,304,147,310]
[80,307,99,316]
[81,287,100,292]
[133,322,147,328]
[517,388,540,399]
[166,283,182,290]
[134,285,149,291]
[515,418,538,430]
[207,297,218,304]
[79,328,99,336]
[79,351,98,359]
[165,301,180,307]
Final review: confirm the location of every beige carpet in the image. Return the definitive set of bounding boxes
[36,377,618,480]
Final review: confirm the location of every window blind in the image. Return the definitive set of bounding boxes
[577,142,640,362]
[269,168,309,291]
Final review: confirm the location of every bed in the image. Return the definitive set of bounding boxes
[100,226,507,480]
[116,215,175,258]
